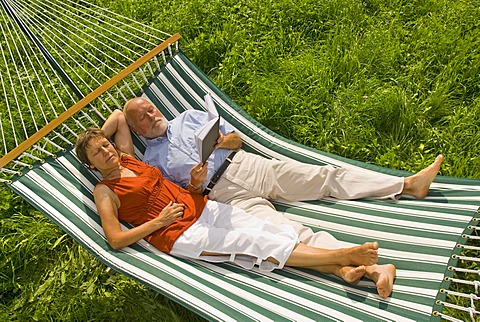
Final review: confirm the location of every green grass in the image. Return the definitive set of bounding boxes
[1,0,480,320]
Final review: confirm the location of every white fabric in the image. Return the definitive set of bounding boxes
[209,150,404,247]
[170,200,298,271]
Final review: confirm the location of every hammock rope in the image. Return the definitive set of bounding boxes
[0,0,173,177]
[1,1,479,321]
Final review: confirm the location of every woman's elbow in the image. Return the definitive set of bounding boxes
[107,237,126,250]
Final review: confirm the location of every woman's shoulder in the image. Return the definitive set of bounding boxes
[119,153,141,166]
[94,182,115,197]
[120,153,158,175]
[120,153,134,161]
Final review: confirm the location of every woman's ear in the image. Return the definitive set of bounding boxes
[83,162,95,170]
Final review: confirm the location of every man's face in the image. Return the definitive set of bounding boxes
[127,99,168,139]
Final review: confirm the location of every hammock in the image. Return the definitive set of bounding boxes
[1,1,479,321]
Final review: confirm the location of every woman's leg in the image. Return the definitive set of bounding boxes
[173,201,299,271]
[202,241,379,268]
[282,241,379,267]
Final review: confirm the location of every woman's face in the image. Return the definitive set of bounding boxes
[85,137,118,171]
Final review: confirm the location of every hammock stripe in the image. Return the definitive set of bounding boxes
[8,50,479,321]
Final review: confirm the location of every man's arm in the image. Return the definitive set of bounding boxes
[215,132,242,150]
[101,109,134,156]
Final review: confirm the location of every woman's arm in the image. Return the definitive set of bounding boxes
[188,162,208,194]
[101,109,134,156]
[94,184,184,250]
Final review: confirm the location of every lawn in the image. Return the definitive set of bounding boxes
[1,0,479,320]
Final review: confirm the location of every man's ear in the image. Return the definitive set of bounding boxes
[132,128,141,135]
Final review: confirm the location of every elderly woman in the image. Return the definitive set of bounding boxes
[74,111,395,298]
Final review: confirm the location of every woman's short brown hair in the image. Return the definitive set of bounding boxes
[74,128,108,165]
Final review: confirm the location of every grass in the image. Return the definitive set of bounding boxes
[1,0,480,320]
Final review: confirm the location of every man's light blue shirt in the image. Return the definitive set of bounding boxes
[143,110,235,189]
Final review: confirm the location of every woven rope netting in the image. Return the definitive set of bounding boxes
[0,1,479,321]
[0,0,177,181]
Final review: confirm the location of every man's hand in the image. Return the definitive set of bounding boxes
[189,162,208,188]
[153,201,184,228]
[215,132,242,150]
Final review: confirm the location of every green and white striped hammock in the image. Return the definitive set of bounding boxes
[1,1,479,321]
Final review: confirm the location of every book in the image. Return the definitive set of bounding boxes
[194,93,220,164]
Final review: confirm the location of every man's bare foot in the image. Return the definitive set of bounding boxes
[365,264,396,299]
[342,242,378,266]
[402,155,443,198]
[340,265,366,284]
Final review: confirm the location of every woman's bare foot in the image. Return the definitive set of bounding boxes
[342,242,378,266]
[340,265,366,284]
[308,264,366,284]
[365,264,396,299]
[402,155,443,198]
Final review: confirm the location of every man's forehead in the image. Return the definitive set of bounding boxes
[139,99,154,108]
[135,100,154,114]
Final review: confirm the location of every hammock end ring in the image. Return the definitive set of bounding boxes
[432,311,439,316]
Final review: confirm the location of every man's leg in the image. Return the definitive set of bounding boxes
[218,150,404,201]
[212,186,337,247]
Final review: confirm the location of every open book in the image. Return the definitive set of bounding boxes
[194,93,220,164]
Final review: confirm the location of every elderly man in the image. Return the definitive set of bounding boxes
[106,97,443,247]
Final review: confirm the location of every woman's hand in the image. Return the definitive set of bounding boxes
[189,162,208,189]
[153,201,184,228]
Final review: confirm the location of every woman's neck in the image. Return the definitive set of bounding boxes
[102,165,123,180]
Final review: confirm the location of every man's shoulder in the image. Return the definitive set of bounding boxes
[171,110,208,129]
[177,109,207,120]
